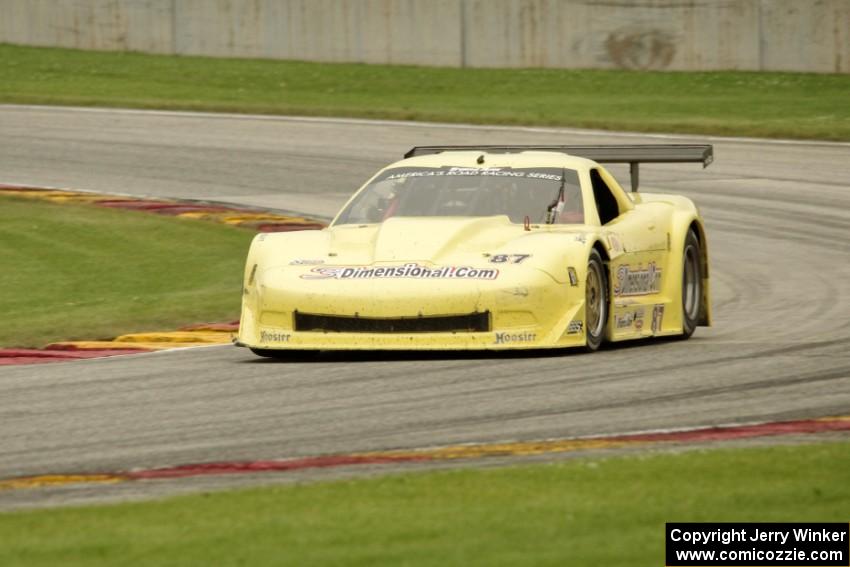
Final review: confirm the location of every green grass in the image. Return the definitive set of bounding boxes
[0,195,254,348]
[1,44,849,140]
[0,441,847,566]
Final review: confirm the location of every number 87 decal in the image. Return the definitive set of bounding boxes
[489,254,532,264]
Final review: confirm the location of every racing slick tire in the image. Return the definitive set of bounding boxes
[680,229,703,339]
[584,249,608,352]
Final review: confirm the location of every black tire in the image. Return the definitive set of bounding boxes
[681,230,703,339]
[584,249,608,352]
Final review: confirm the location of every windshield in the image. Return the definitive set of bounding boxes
[334,166,584,225]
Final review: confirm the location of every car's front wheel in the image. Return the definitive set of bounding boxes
[584,249,608,352]
[681,229,703,338]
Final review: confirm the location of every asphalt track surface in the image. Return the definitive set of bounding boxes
[1,105,849,508]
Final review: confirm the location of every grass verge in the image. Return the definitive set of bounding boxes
[1,44,849,140]
[0,195,253,348]
[0,440,847,566]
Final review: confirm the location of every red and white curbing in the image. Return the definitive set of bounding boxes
[0,183,326,365]
[1,416,848,492]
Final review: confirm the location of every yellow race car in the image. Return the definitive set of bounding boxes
[237,145,712,356]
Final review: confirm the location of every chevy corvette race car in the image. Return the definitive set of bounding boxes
[237,144,712,356]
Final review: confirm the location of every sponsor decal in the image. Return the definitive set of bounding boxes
[614,262,662,297]
[387,168,562,181]
[290,259,325,265]
[614,313,631,329]
[607,234,624,254]
[494,331,537,345]
[615,308,645,330]
[301,262,499,280]
[567,320,583,335]
[651,304,664,333]
[488,254,532,264]
[568,267,579,286]
[260,330,291,343]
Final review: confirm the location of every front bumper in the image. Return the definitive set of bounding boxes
[238,265,586,351]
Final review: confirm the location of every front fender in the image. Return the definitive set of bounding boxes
[517,232,599,284]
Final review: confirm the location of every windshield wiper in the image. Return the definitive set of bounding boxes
[545,169,566,224]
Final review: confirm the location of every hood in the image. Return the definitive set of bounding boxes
[254,216,595,286]
[327,216,541,265]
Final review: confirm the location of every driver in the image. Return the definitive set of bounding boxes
[557,182,584,224]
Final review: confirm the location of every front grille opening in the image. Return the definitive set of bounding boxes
[294,311,491,334]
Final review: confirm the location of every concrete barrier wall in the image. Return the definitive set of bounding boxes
[1,0,847,73]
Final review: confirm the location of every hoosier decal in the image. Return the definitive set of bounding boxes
[494,331,537,344]
[260,330,291,343]
[614,263,662,297]
[302,263,499,280]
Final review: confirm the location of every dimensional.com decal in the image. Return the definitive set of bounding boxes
[614,262,662,296]
[301,263,500,280]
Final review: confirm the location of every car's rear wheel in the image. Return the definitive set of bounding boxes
[584,249,608,352]
[681,229,702,338]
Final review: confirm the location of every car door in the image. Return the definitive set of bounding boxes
[587,167,668,338]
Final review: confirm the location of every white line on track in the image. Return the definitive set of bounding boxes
[0,180,161,200]
[0,179,331,219]
[124,414,848,475]
[382,417,845,454]
[2,343,233,369]
[3,103,849,149]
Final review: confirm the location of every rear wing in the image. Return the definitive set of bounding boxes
[403,144,713,192]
